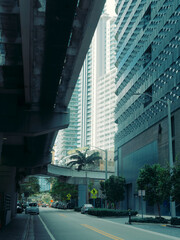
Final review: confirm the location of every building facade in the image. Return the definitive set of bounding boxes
[114,0,180,215]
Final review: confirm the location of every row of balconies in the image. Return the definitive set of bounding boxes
[115,54,180,121]
[115,79,180,145]
[115,0,179,71]
[115,56,180,126]
[115,22,180,104]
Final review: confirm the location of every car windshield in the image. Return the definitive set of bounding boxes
[84,204,92,207]
[29,203,37,207]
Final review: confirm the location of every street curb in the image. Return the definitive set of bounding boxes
[125,222,180,228]
[166,224,180,228]
[21,214,31,240]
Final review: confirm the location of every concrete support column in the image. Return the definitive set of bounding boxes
[0,133,3,165]
[0,166,17,228]
[78,184,86,207]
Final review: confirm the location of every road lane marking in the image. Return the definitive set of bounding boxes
[38,215,56,240]
[81,224,124,240]
[99,219,180,240]
[58,213,67,217]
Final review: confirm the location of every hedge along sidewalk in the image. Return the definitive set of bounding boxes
[130,216,169,224]
[128,216,180,227]
[87,208,138,217]
[169,217,180,227]
[79,208,180,227]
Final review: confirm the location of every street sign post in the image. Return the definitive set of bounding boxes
[67,193,71,201]
[91,188,97,206]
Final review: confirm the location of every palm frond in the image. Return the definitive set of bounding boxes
[69,150,85,161]
[86,152,102,164]
[67,161,79,167]
[69,155,82,161]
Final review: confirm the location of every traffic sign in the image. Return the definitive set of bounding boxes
[67,193,71,200]
[91,188,97,195]
[91,188,97,199]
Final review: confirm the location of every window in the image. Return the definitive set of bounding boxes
[143,5,151,29]
[144,86,152,108]
[143,45,152,68]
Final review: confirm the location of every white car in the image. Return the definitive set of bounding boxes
[81,204,93,214]
[25,202,39,215]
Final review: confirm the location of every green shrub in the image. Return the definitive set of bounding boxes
[171,217,180,225]
[88,208,138,217]
[131,217,168,224]
[74,207,81,212]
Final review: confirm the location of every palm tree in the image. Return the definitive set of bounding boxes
[67,149,102,203]
[67,149,101,170]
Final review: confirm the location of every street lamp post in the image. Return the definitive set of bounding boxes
[105,149,108,181]
[167,100,176,217]
[134,93,176,217]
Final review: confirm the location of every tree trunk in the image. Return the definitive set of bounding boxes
[157,203,161,217]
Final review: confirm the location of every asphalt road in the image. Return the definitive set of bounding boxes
[31,207,180,240]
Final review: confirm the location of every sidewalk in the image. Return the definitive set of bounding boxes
[0,213,30,240]
[101,214,180,228]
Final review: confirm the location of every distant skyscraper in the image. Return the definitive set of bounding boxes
[114,0,180,215]
[77,9,117,151]
[54,2,117,164]
[38,176,50,192]
[54,80,80,163]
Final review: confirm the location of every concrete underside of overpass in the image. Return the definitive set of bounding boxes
[0,0,106,228]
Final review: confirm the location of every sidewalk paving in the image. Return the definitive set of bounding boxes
[132,215,180,228]
[100,214,180,228]
[0,213,30,240]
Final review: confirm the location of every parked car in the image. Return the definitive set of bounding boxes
[57,201,67,209]
[22,202,28,209]
[67,202,75,209]
[42,203,47,207]
[81,204,93,214]
[25,202,39,215]
[51,201,59,208]
[17,203,23,213]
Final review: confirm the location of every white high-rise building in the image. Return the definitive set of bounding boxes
[78,8,117,151]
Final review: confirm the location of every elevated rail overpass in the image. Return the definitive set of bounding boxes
[47,164,114,184]
[0,0,106,227]
[43,164,114,207]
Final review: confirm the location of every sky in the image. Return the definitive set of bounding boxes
[106,0,116,16]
